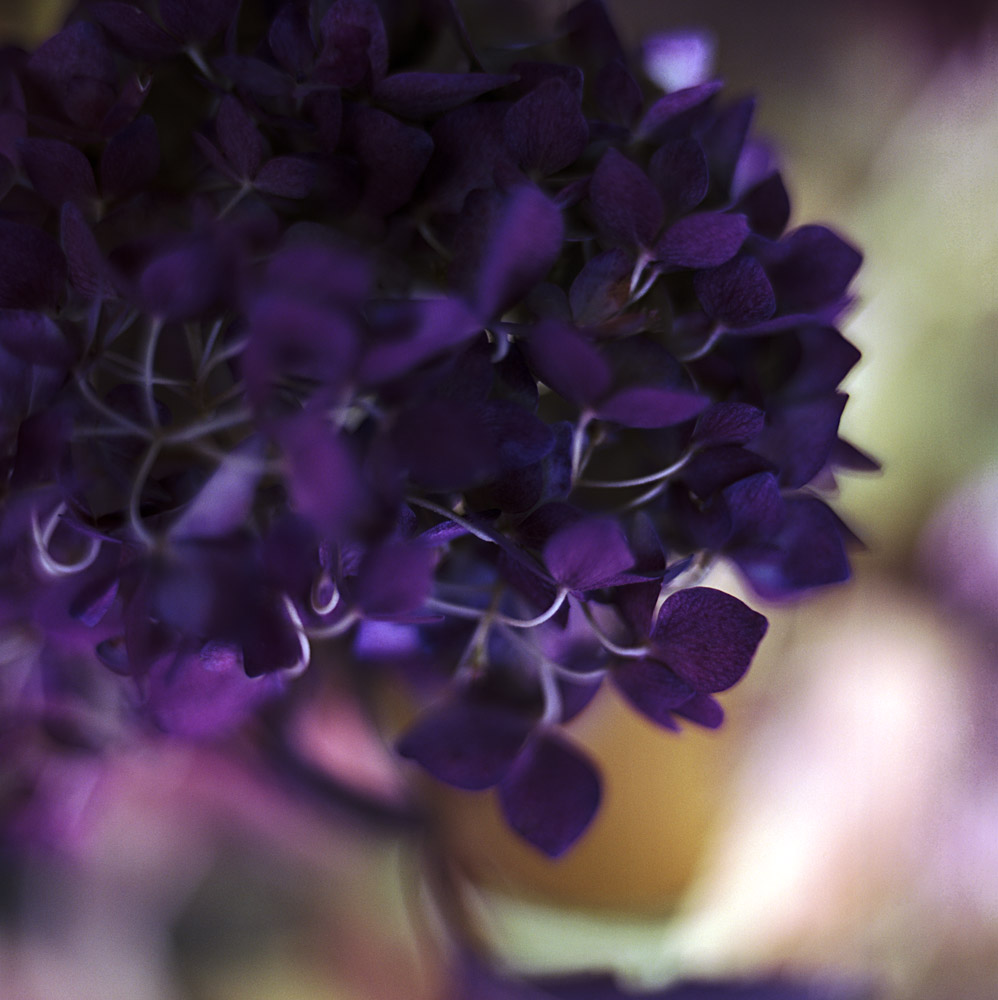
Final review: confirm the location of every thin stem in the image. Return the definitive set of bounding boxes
[280,596,312,678]
[680,325,725,363]
[199,337,247,380]
[424,588,567,629]
[570,410,593,483]
[310,575,341,617]
[306,608,361,640]
[578,600,648,659]
[30,503,102,577]
[406,497,499,546]
[577,450,691,489]
[142,317,164,427]
[197,318,225,381]
[128,442,161,548]
[74,373,153,440]
[163,407,252,445]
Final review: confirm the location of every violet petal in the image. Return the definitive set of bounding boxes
[503,77,589,175]
[596,386,708,428]
[101,114,160,199]
[613,658,693,730]
[355,541,436,616]
[655,212,749,269]
[651,587,768,692]
[648,137,710,215]
[0,221,67,309]
[254,156,317,198]
[0,310,74,368]
[543,516,635,592]
[17,138,97,208]
[588,148,663,247]
[520,320,611,406]
[375,71,516,119]
[498,733,601,857]
[694,255,776,327]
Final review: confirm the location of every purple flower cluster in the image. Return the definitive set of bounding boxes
[0,0,868,856]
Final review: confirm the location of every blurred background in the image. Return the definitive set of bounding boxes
[2,1,997,998]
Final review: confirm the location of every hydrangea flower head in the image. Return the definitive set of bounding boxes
[0,0,869,857]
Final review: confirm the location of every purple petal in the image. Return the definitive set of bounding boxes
[484,399,555,471]
[170,444,263,540]
[351,107,434,216]
[588,148,663,247]
[215,96,265,179]
[0,310,74,368]
[643,30,716,93]
[375,71,515,119]
[680,445,774,499]
[397,702,533,790]
[92,2,179,60]
[648,137,710,216]
[569,248,633,325]
[140,241,228,320]
[597,386,708,428]
[17,138,97,209]
[61,203,112,299]
[359,297,481,384]
[392,398,501,491]
[655,212,749,269]
[254,156,317,198]
[354,541,436,617]
[762,225,863,313]
[278,413,366,538]
[694,255,776,327]
[753,394,848,488]
[594,58,643,126]
[520,321,611,405]
[0,221,67,309]
[265,242,371,310]
[498,733,601,857]
[613,658,694,730]
[543,516,634,592]
[503,78,589,175]
[474,185,564,319]
[651,587,768,692]
[736,172,791,240]
[318,0,389,87]
[733,497,852,600]
[158,0,239,43]
[637,80,723,139]
[147,644,284,739]
[721,471,786,542]
[674,693,724,729]
[268,2,316,76]
[701,97,755,197]
[692,402,764,447]
[101,114,160,199]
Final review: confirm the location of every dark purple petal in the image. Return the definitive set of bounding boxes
[695,255,776,327]
[392,398,501,491]
[215,96,265,179]
[588,148,663,247]
[692,403,764,447]
[69,573,120,628]
[520,321,611,405]
[596,386,708,428]
[543,516,634,592]
[762,225,863,313]
[17,138,97,209]
[265,242,371,309]
[92,3,179,60]
[732,497,852,599]
[254,156,317,198]
[146,644,285,739]
[648,137,710,216]
[700,97,755,197]
[503,78,589,175]
[359,297,481,383]
[0,311,74,368]
[101,114,160,199]
[673,693,724,728]
[397,702,533,790]
[355,541,436,616]
[268,3,316,75]
[650,587,767,692]
[61,203,111,299]
[0,221,67,309]
[655,212,749,269]
[754,394,849,488]
[594,58,643,126]
[721,471,786,542]
[278,414,366,538]
[318,0,389,87]
[474,185,564,319]
[569,248,632,325]
[140,242,228,320]
[680,445,773,499]
[735,172,790,240]
[485,400,555,471]
[637,80,723,139]
[498,733,601,857]
[158,0,239,43]
[170,445,263,540]
[351,107,434,216]
[375,71,515,119]
[613,658,693,730]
